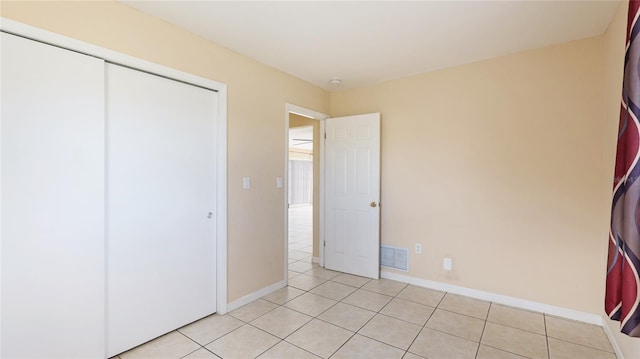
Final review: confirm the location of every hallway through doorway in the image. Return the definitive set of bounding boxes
[288,205,314,275]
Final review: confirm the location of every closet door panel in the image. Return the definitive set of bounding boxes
[0,33,106,358]
[106,64,217,356]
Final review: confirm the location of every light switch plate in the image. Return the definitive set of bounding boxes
[276,177,283,189]
[243,177,250,190]
[443,257,453,271]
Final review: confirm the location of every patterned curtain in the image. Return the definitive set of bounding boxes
[606,0,640,338]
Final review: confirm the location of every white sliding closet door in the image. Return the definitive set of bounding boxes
[106,64,218,356]
[1,33,106,358]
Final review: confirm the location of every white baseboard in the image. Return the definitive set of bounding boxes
[600,316,626,359]
[380,271,602,325]
[312,257,321,264]
[383,271,627,358]
[226,280,286,312]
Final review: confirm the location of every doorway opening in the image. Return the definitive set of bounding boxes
[285,104,328,283]
[288,124,315,273]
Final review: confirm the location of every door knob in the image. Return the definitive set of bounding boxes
[370,202,378,208]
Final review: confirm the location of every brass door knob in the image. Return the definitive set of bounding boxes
[370,202,378,208]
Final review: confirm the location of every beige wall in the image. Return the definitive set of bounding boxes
[289,114,321,258]
[602,1,640,357]
[4,1,639,353]
[331,37,609,314]
[0,0,330,303]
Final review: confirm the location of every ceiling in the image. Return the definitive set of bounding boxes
[121,1,621,91]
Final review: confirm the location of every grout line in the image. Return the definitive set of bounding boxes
[313,311,374,333]
[479,343,535,358]
[545,333,618,354]
[552,338,617,354]
[352,331,415,353]
[373,310,427,327]
[437,291,450,307]
[176,329,201,343]
[475,302,492,359]
[433,306,489,322]
[278,299,350,358]
[481,307,547,336]
[284,339,326,358]
[325,282,402,358]
[350,281,418,354]
[242,309,281,326]
[175,331,205,359]
[183,347,221,359]
[482,320,547,336]
[246,323,289,358]
[325,329,358,358]
[405,288,440,357]
[359,281,414,350]
[418,323,481,345]
[292,276,404,357]
[199,328,239,348]
[484,321,548,337]
[544,313,551,359]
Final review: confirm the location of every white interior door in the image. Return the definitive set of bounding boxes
[1,33,106,358]
[324,113,380,279]
[106,64,218,356]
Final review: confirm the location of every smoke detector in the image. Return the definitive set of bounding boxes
[329,78,343,85]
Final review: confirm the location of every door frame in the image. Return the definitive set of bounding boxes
[1,18,229,314]
[284,103,329,282]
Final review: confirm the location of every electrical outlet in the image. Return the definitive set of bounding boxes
[276,177,283,189]
[243,177,250,190]
[415,243,422,254]
[443,257,453,271]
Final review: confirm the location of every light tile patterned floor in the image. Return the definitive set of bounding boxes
[114,270,617,359]
[113,206,617,359]
[288,205,313,266]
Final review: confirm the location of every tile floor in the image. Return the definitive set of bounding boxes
[288,205,314,269]
[113,206,617,358]
[114,272,617,359]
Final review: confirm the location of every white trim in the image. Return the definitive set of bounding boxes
[226,280,286,312]
[0,18,228,314]
[0,19,225,92]
[284,107,290,285]
[216,87,228,315]
[318,119,326,267]
[0,34,3,354]
[284,103,329,285]
[601,316,626,359]
[380,271,603,325]
[287,104,328,122]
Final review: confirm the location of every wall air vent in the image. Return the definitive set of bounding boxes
[380,245,409,272]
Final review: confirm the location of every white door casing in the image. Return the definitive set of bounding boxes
[284,104,329,281]
[324,113,381,279]
[106,64,217,356]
